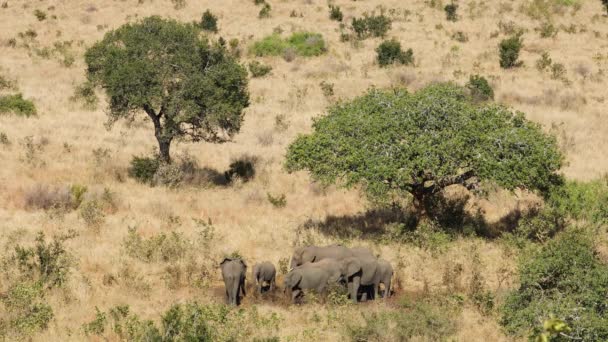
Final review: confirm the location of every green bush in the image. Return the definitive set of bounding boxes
[513,206,565,242]
[466,74,494,101]
[329,5,343,22]
[501,229,608,340]
[248,60,272,78]
[376,39,413,67]
[224,154,257,182]
[267,192,287,208]
[499,35,523,68]
[2,282,54,336]
[200,10,218,32]
[444,3,458,21]
[0,93,37,117]
[79,200,106,230]
[128,156,160,185]
[351,13,392,39]
[547,179,608,224]
[251,32,326,58]
[11,232,74,288]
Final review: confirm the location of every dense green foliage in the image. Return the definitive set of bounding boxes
[286,83,563,216]
[499,35,523,68]
[501,229,608,340]
[376,39,413,67]
[351,13,392,39]
[0,93,37,117]
[466,75,494,101]
[547,179,608,224]
[200,10,218,32]
[251,32,327,57]
[85,16,249,163]
[128,156,160,184]
[248,61,272,77]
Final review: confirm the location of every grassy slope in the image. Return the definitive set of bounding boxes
[1,0,607,340]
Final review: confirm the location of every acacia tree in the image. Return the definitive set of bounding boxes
[286,83,563,219]
[85,16,249,163]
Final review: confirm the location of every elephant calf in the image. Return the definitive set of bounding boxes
[284,267,333,303]
[252,261,276,293]
[220,258,247,306]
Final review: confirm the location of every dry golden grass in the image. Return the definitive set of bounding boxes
[1,0,608,340]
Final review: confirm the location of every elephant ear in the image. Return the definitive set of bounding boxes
[289,272,303,287]
[346,259,361,277]
[240,259,247,268]
[220,258,231,267]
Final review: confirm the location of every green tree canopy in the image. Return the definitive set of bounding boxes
[286,83,563,216]
[85,16,249,163]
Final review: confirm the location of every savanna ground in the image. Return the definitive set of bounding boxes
[1,0,608,340]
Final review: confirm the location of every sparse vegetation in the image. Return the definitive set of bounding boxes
[251,32,327,58]
[444,3,458,21]
[249,60,272,78]
[329,5,343,22]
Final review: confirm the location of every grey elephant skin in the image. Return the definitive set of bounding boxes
[374,258,393,298]
[220,258,247,305]
[341,256,392,303]
[293,258,343,284]
[284,267,333,303]
[252,261,276,293]
[290,245,374,269]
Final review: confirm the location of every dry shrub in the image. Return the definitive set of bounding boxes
[23,184,72,210]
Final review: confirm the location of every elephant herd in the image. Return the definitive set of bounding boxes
[219,245,393,305]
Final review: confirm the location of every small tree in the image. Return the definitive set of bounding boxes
[376,39,414,67]
[286,83,563,220]
[603,0,608,15]
[85,16,249,163]
[499,35,523,69]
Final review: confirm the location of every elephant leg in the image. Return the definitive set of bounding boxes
[291,289,301,303]
[351,277,360,303]
[385,278,391,298]
[241,278,246,297]
[270,278,275,292]
[373,283,379,300]
[231,279,239,305]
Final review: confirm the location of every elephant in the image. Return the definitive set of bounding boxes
[220,258,247,305]
[340,256,382,303]
[374,258,393,298]
[289,245,374,269]
[252,261,276,293]
[283,267,333,303]
[294,258,343,284]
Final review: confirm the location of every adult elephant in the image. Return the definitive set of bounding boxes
[294,258,343,284]
[290,245,374,269]
[284,267,333,303]
[340,256,383,303]
[220,258,247,306]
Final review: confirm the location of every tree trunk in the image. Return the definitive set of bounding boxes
[157,138,171,164]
